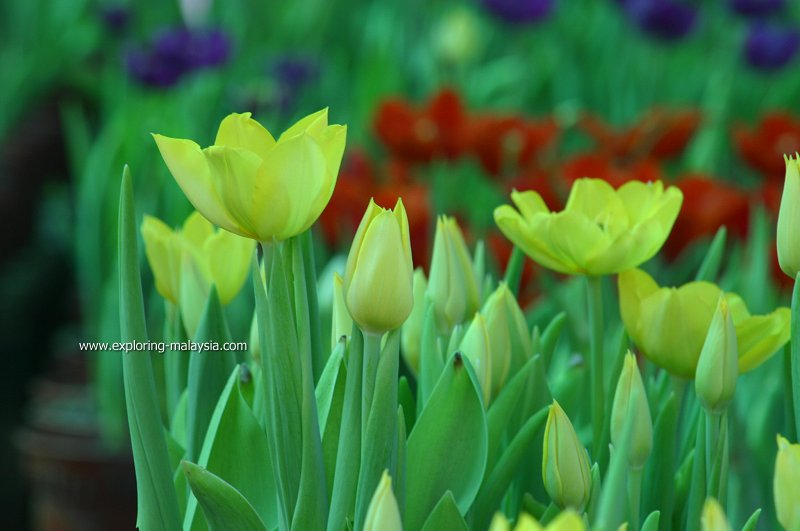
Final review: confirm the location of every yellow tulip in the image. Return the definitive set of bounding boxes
[775,435,800,531]
[141,212,254,305]
[343,198,413,335]
[363,471,402,531]
[695,297,738,413]
[618,268,790,379]
[543,401,592,511]
[459,313,493,405]
[701,498,731,531]
[777,154,800,279]
[610,352,652,469]
[153,109,346,242]
[494,178,682,275]
[428,215,480,332]
[482,282,533,396]
[401,268,428,374]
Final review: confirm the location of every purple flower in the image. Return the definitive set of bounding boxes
[621,0,697,41]
[479,0,554,25]
[126,27,231,88]
[744,23,800,71]
[729,0,784,18]
[272,57,319,90]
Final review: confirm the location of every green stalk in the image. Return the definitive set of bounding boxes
[587,275,605,462]
[628,467,644,531]
[784,345,797,441]
[791,274,800,437]
[163,301,188,421]
[118,167,182,531]
[362,332,383,442]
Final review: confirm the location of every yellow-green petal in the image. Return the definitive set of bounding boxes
[214,112,276,161]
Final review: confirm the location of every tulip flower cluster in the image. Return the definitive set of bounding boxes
[116,108,800,531]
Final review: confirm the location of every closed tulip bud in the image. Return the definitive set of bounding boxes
[330,273,353,350]
[428,216,480,332]
[775,435,800,531]
[701,498,731,531]
[543,401,592,511]
[363,471,402,531]
[611,352,653,469]
[777,154,800,279]
[695,296,738,413]
[343,199,413,335]
[459,313,494,405]
[401,268,428,374]
[482,282,533,396]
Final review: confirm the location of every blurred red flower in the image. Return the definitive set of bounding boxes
[373,88,467,163]
[579,108,701,161]
[464,115,559,176]
[733,112,800,182]
[665,174,750,258]
[319,149,433,268]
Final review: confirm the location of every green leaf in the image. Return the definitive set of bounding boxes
[643,393,678,531]
[354,331,401,530]
[170,386,189,448]
[486,356,537,470]
[695,226,727,282]
[539,312,566,368]
[594,395,636,531]
[327,326,364,531]
[503,247,525,297]
[405,352,488,531]
[641,510,661,531]
[317,339,348,501]
[739,508,761,531]
[420,491,469,531]
[290,236,329,531]
[472,406,549,531]
[186,287,236,461]
[182,461,268,531]
[398,376,416,433]
[395,405,407,521]
[252,243,302,530]
[185,365,277,531]
[417,302,443,410]
[118,166,183,531]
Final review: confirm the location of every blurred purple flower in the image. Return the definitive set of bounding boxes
[730,0,784,18]
[99,5,130,33]
[621,0,697,41]
[479,0,554,25]
[744,23,800,71]
[272,57,319,90]
[126,27,231,88]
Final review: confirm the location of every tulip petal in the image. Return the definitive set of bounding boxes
[539,211,610,274]
[204,145,264,239]
[205,230,255,305]
[182,211,215,249]
[565,178,629,239]
[510,190,550,220]
[736,307,790,372]
[278,107,329,141]
[141,215,184,304]
[153,134,242,235]
[214,112,276,161]
[494,205,577,274]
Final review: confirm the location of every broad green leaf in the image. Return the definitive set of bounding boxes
[486,356,537,470]
[395,405,407,520]
[472,406,548,531]
[643,393,677,531]
[182,461,268,531]
[118,166,182,531]
[417,302,443,410]
[185,365,277,531]
[185,287,236,461]
[398,376,416,433]
[420,491,469,531]
[641,510,661,531]
[405,353,488,531]
[170,389,189,448]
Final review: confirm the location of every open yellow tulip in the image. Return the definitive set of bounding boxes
[619,268,790,378]
[494,178,682,275]
[153,109,346,242]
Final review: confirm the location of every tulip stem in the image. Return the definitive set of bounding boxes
[586,275,605,462]
[362,332,383,443]
[627,467,643,531]
[791,274,800,438]
[784,344,797,441]
[704,411,721,499]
